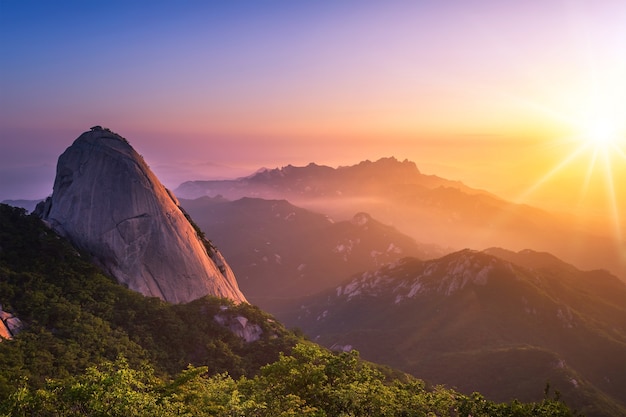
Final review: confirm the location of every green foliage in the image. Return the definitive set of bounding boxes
[3,357,164,417]
[2,344,577,417]
[0,204,578,416]
[243,342,577,417]
[0,204,299,401]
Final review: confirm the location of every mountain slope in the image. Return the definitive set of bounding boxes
[0,205,578,417]
[179,196,445,313]
[175,157,624,279]
[286,249,626,417]
[0,203,297,398]
[35,127,245,304]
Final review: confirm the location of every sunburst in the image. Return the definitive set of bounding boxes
[515,92,626,244]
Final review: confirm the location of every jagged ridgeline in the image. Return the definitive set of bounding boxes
[0,205,576,416]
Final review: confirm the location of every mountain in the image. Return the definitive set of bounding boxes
[176,157,486,202]
[0,202,299,396]
[34,127,246,304]
[175,157,624,280]
[0,203,575,416]
[0,199,42,213]
[179,196,446,314]
[285,249,626,417]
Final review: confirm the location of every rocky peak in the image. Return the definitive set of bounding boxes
[336,250,520,302]
[349,157,421,176]
[35,128,247,304]
[350,212,372,227]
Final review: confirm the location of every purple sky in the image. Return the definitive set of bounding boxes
[1,0,625,232]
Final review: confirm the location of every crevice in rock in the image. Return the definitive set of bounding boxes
[115,213,150,228]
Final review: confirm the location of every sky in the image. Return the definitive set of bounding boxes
[1,0,625,237]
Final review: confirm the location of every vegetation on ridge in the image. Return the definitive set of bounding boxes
[0,204,577,416]
[0,204,297,392]
[4,343,577,417]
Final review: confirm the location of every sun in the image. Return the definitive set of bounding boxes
[578,112,625,152]
[513,90,626,244]
[582,118,619,149]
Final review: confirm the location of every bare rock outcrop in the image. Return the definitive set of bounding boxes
[35,127,247,304]
[214,310,263,342]
[0,306,22,341]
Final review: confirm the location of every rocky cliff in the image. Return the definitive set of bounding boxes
[35,127,247,304]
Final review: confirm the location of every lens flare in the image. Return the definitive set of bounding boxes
[512,88,626,248]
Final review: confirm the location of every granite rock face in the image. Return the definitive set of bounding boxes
[36,127,247,304]
[0,306,23,341]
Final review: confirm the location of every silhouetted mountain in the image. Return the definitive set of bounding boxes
[176,157,485,200]
[34,127,246,303]
[179,196,446,314]
[0,199,42,213]
[285,249,626,417]
[175,157,624,280]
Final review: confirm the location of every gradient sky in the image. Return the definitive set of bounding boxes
[1,0,625,236]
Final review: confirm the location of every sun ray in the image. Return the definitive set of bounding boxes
[577,147,599,207]
[600,149,623,244]
[611,143,626,160]
[514,143,588,204]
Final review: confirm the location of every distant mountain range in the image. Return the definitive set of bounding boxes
[179,196,446,313]
[176,157,486,200]
[6,157,622,279]
[0,199,41,213]
[175,157,625,281]
[280,248,626,417]
[177,159,626,416]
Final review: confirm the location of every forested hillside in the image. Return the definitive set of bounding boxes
[0,204,297,394]
[0,204,576,416]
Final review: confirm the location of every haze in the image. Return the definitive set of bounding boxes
[1,1,624,242]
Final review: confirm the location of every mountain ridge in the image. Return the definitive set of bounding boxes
[176,156,492,200]
[175,156,624,280]
[178,195,445,313]
[285,248,626,416]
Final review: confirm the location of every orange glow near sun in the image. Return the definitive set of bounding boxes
[575,94,626,154]
[514,84,626,245]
